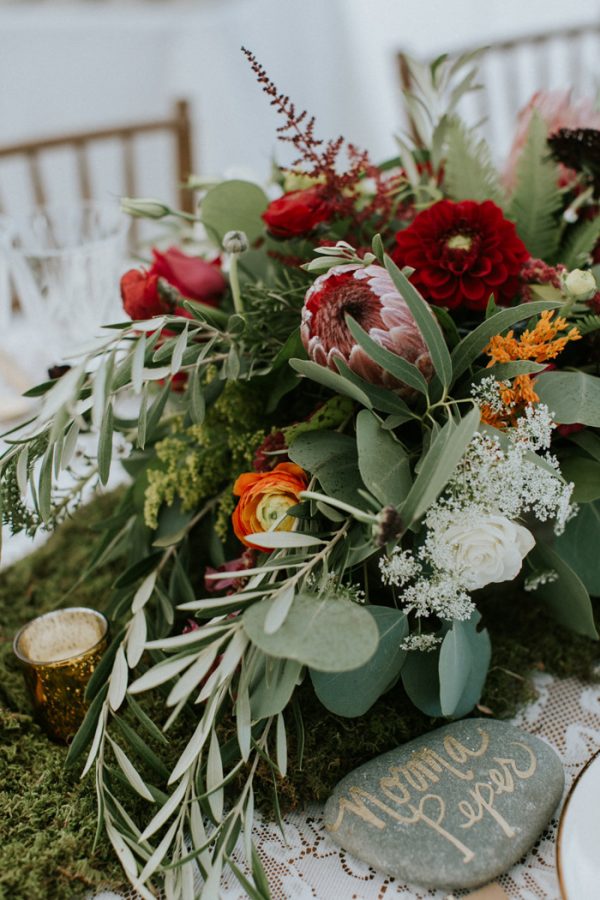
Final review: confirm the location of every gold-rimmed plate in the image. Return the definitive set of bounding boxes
[556,749,600,899]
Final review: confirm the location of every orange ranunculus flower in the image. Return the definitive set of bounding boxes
[232,462,308,550]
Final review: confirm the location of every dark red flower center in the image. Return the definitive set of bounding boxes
[306,272,384,356]
[441,228,481,274]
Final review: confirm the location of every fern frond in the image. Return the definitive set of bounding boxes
[443,117,505,206]
[576,313,600,336]
[507,112,563,260]
[558,216,600,268]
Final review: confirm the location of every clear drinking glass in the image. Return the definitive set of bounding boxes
[3,201,129,362]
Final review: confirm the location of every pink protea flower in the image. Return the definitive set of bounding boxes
[504,90,600,189]
[301,263,433,395]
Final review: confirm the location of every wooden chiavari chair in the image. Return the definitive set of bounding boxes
[0,100,195,416]
[0,98,195,236]
[398,23,600,150]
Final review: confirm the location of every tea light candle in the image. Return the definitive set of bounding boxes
[13,607,108,743]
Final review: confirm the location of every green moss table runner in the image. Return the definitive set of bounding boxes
[1,495,599,899]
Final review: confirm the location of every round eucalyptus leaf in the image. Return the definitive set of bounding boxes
[242,591,379,672]
[200,180,268,245]
[310,606,408,717]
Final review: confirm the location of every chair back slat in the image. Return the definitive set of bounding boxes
[26,150,46,207]
[74,140,92,202]
[0,99,195,250]
[175,100,194,214]
[122,133,139,249]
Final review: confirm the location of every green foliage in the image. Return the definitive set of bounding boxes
[530,542,598,639]
[555,500,600,596]
[310,606,408,717]
[400,405,480,527]
[558,216,600,268]
[384,256,453,390]
[289,430,363,506]
[535,371,600,427]
[576,313,600,336]
[242,591,379,673]
[401,612,491,719]
[4,496,600,881]
[441,612,492,718]
[559,455,600,502]
[508,112,563,260]
[355,410,411,507]
[443,118,504,205]
[200,179,269,246]
[143,380,266,531]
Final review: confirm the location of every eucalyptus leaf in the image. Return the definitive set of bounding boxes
[293,429,365,506]
[450,610,492,719]
[243,591,379,672]
[356,409,412,506]
[401,405,480,526]
[535,372,600,427]
[560,455,600,502]
[401,642,442,716]
[438,620,472,716]
[200,180,269,244]
[555,500,600,596]
[310,606,408,716]
[290,358,372,407]
[530,542,598,638]
[248,653,302,721]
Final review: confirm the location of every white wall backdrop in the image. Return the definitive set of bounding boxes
[0,0,599,212]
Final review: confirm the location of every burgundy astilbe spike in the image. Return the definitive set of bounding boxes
[242,48,396,233]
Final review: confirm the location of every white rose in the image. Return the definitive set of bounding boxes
[440,514,535,591]
[564,268,597,300]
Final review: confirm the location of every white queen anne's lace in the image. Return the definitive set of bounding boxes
[379,405,575,623]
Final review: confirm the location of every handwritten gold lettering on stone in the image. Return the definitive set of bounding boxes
[328,731,539,866]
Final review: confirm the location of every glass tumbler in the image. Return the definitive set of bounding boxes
[3,201,129,362]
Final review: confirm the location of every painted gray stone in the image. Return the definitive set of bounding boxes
[323,718,563,890]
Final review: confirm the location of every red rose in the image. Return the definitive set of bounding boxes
[151,247,226,305]
[262,187,333,238]
[120,247,227,321]
[120,269,162,320]
[392,199,530,312]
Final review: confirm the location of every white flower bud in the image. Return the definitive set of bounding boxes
[222,230,249,254]
[563,268,597,300]
[120,197,170,219]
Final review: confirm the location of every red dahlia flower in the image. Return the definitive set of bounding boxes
[301,263,433,395]
[391,200,529,312]
[262,186,333,238]
[120,247,226,321]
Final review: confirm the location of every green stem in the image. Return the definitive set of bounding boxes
[229,254,244,316]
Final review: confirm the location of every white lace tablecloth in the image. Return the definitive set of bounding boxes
[86,672,599,900]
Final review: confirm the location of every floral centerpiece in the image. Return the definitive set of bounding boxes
[3,50,600,898]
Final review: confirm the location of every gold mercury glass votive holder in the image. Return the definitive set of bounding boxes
[13,607,109,743]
